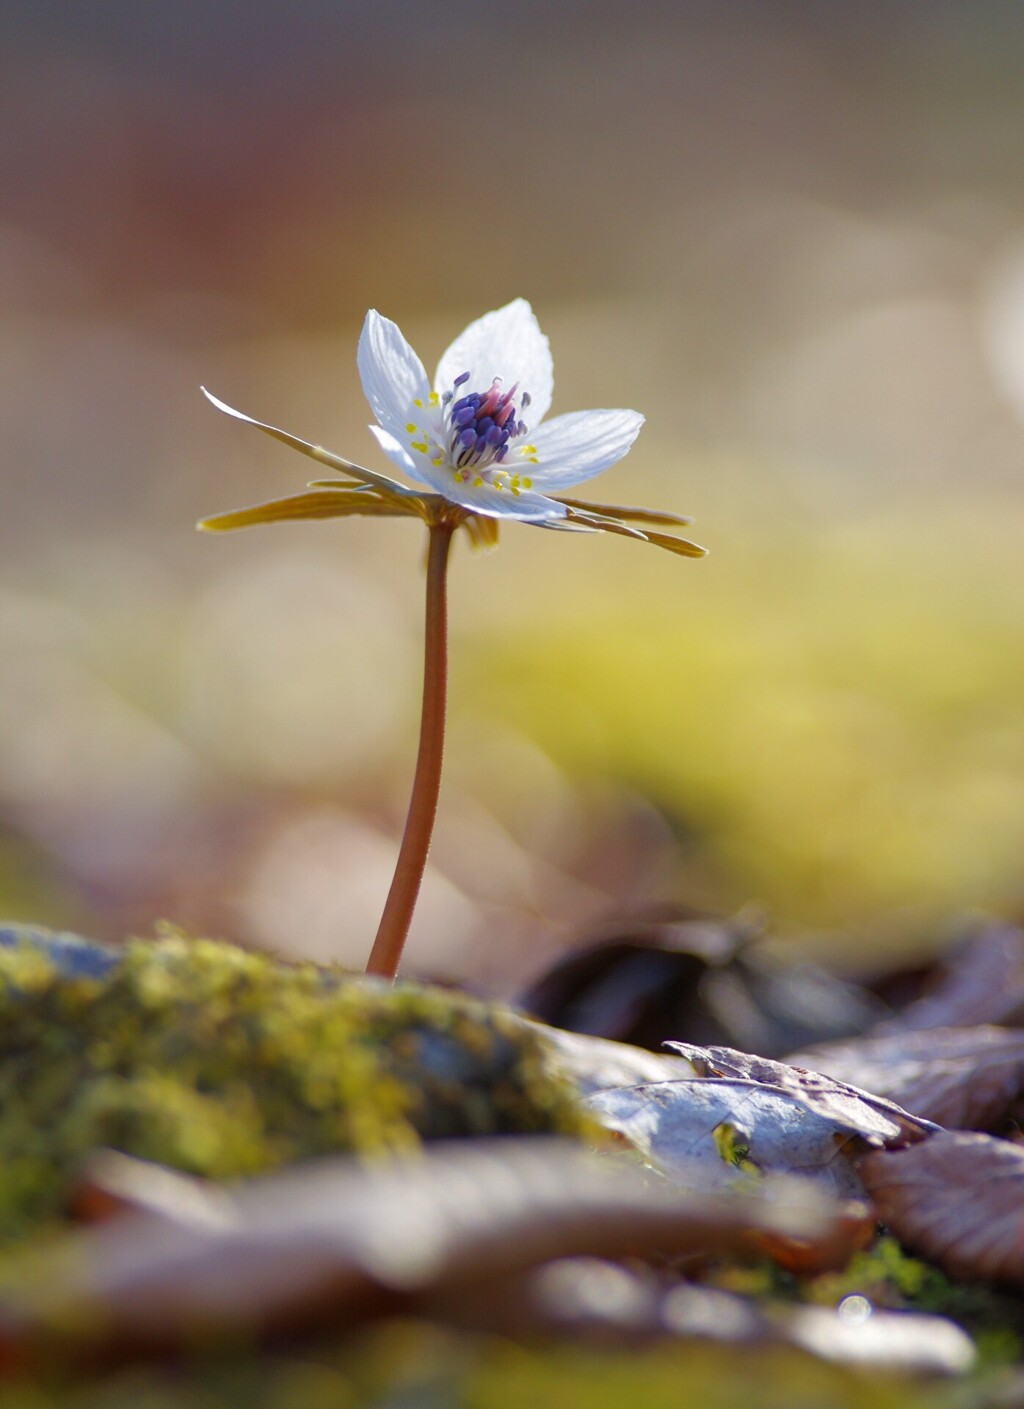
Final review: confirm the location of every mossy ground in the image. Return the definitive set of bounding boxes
[0,929,587,1245]
[0,930,1020,1407]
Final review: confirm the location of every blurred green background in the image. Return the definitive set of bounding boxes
[2,1,1022,989]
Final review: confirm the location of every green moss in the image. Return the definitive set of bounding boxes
[0,931,588,1244]
[708,1234,1022,1378]
[806,1237,1024,1370]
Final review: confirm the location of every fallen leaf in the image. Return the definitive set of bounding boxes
[519,912,881,1056]
[499,1265,974,1375]
[663,1285,972,1377]
[789,1025,1024,1132]
[860,1130,1024,1288]
[588,1078,883,1198]
[664,1042,939,1147]
[782,1300,975,1376]
[523,1018,696,1097]
[878,923,1024,1033]
[0,1138,865,1365]
[68,1148,236,1227]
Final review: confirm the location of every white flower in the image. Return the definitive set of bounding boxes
[199,300,705,559]
[357,298,644,523]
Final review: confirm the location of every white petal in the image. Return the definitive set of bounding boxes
[407,454,568,522]
[525,409,645,490]
[357,310,431,441]
[442,480,568,522]
[435,299,554,425]
[368,424,430,484]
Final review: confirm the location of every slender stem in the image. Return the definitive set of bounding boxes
[366,518,454,980]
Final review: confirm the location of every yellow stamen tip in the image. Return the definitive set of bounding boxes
[405,422,417,433]
[522,478,532,488]
[413,398,423,408]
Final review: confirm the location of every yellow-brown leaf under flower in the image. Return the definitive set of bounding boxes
[564,505,708,558]
[554,497,695,527]
[197,489,421,533]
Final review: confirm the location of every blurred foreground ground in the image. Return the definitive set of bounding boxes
[1,2,1023,986]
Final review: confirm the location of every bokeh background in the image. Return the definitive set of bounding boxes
[2,1,1023,991]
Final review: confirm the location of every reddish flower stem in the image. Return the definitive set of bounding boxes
[366,518,454,980]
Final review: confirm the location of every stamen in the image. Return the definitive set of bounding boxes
[435,371,531,484]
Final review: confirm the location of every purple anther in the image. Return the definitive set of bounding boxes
[459,427,477,449]
[520,392,531,409]
[516,421,528,436]
[475,434,489,455]
[451,395,473,414]
[485,424,504,446]
[454,405,476,427]
[496,444,509,462]
[454,371,471,388]
[476,416,494,434]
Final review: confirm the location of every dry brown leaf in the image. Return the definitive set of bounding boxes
[751,1205,876,1276]
[463,1264,974,1375]
[589,1078,900,1200]
[664,1042,939,1147]
[781,1300,975,1376]
[879,923,1024,1033]
[860,1130,1024,1288]
[68,1149,235,1226]
[520,916,880,1056]
[0,1139,867,1365]
[789,1025,1024,1132]
[524,1019,696,1097]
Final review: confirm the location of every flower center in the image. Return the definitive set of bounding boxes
[441,371,531,481]
[406,373,538,493]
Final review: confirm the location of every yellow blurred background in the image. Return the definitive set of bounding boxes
[2,2,1023,989]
